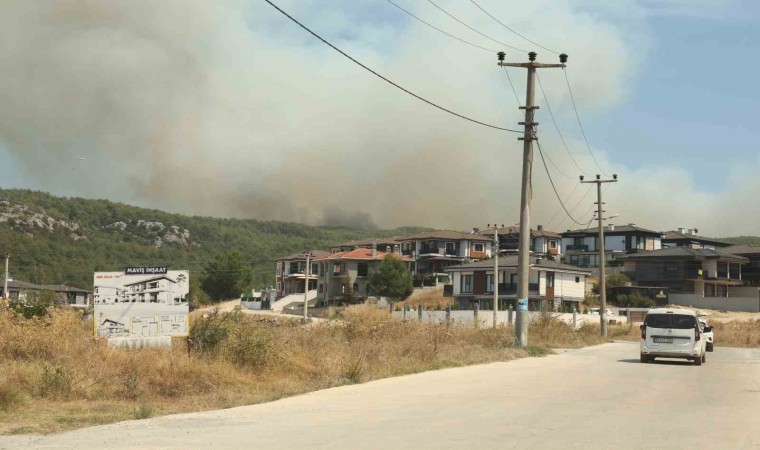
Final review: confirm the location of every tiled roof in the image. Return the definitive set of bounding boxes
[278,250,331,261]
[480,226,561,239]
[316,248,413,262]
[563,224,662,236]
[723,244,760,256]
[329,237,402,248]
[444,255,590,274]
[661,231,731,246]
[400,230,491,242]
[617,247,749,263]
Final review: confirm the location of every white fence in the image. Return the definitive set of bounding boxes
[390,309,622,329]
[668,294,760,313]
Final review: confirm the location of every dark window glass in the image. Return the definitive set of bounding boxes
[357,263,368,277]
[645,314,697,329]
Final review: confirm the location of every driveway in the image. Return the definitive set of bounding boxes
[3,342,759,449]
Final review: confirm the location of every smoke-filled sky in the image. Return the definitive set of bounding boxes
[0,0,759,235]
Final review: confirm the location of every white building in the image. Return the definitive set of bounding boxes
[445,255,590,311]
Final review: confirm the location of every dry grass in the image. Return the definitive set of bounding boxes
[710,320,760,348]
[0,303,693,435]
[400,289,455,310]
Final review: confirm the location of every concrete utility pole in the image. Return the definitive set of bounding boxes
[499,51,566,347]
[493,227,499,328]
[580,174,618,338]
[303,252,311,322]
[3,254,8,299]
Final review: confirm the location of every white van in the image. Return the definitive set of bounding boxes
[640,308,709,365]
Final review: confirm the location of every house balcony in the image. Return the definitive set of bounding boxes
[565,245,590,252]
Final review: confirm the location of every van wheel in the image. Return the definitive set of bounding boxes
[640,354,648,363]
[702,352,706,363]
[694,355,703,366]
[707,343,713,352]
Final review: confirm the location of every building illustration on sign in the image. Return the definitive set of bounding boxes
[93,268,189,343]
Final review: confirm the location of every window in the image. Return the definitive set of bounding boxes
[311,262,318,275]
[357,263,369,277]
[461,275,473,293]
[445,241,456,255]
[486,274,494,293]
[575,276,580,283]
[289,262,299,274]
[473,243,485,252]
[334,262,342,274]
[318,284,324,293]
[550,240,557,249]
[663,262,679,278]
[645,314,696,329]
[277,282,282,291]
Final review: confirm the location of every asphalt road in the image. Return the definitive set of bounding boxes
[3,342,759,450]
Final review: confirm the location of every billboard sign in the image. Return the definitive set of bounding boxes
[93,269,189,345]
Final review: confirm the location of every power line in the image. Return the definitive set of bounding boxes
[383,0,496,53]
[502,67,521,106]
[544,182,578,228]
[536,138,588,225]
[538,137,574,179]
[563,68,609,175]
[536,72,588,175]
[424,0,527,52]
[263,0,521,132]
[467,0,559,55]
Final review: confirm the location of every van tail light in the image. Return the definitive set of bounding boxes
[641,325,646,340]
[695,328,701,342]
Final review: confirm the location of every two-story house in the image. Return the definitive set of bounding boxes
[274,250,329,299]
[723,245,760,286]
[619,247,748,295]
[662,228,732,250]
[562,224,663,268]
[480,224,562,259]
[444,256,589,312]
[399,230,492,276]
[329,237,402,254]
[315,248,413,306]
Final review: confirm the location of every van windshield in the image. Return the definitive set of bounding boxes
[645,314,697,329]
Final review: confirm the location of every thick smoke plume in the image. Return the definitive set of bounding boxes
[0,0,757,235]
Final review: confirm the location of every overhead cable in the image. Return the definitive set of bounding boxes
[263,0,521,132]
[425,0,527,52]
[468,0,559,54]
[502,67,521,107]
[383,0,496,53]
[535,72,588,175]
[563,68,609,175]
[536,139,589,225]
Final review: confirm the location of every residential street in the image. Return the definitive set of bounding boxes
[3,342,759,450]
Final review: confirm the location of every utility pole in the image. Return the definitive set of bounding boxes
[499,51,566,347]
[3,254,8,300]
[580,174,618,338]
[493,227,499,328]
[303,251,311,322]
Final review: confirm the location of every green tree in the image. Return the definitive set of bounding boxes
[592,273,631,297]
[201,251,253,300]
[367,255,413,301]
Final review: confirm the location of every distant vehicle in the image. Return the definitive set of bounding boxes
[640,308,709,365]
[700,319,714,352]
[589,308,613,316]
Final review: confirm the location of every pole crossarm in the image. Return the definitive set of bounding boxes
[499,63,566,69]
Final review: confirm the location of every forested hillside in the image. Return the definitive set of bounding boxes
[719,236,760,246]
[0,189,426,290]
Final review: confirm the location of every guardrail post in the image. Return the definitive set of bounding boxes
[508,304,513,325]
[445,304,451,327]
[474,303,479,329]
[573,307,577,328]
[418,304,423,321]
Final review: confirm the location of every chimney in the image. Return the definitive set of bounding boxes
[472,227,480,234]
[677,227,686,234]
[537,224,543,231]
[688,228,698,236]
[371,243,377,258]
[606,224,615,231]
[393,244,400,255]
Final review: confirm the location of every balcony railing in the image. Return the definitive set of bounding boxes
[566,245,589,252]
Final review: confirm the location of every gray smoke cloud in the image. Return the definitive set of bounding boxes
[0,0,756,235]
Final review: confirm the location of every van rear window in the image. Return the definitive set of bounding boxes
[645,314,697,329]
